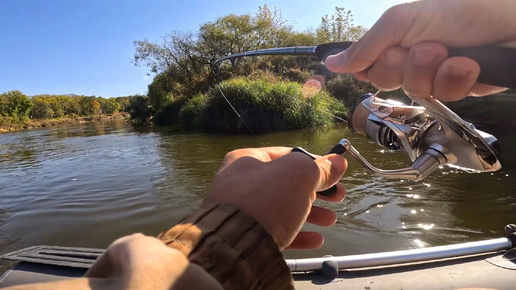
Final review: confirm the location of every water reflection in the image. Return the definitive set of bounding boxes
[0,120,515,265]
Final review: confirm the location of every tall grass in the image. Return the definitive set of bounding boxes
[179,94,207,129]
[177,77,346,133]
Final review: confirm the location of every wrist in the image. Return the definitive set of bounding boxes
[158,204,294,289]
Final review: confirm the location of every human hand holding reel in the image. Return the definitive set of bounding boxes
[214,42,516,190]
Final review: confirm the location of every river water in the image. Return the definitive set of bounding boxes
[1,120,516,271]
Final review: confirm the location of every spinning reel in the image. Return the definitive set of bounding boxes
[341,92,501,180]
[214,42,516,180]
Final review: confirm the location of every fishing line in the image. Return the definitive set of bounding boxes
[323,111,347,123]
[211,60,265,146]
[272,78,349,124]
[214,81,264,147]
[212,62,347,145]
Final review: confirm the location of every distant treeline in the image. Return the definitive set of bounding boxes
[2,6,376,133]
[129,6,375,132]
[0,90,138,125]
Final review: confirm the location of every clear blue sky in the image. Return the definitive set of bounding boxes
[0,0,403,97]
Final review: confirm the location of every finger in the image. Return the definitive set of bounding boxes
[261,147,298,160]
[287,232,324,250]
[353,71,369,82]
[317,183,346,203]
[469,83,508,97]
[403,42,449,99]
[325,4,417,73]
[314,154,347,192]
[306,206,337,227]
[367,46,408,91]
[433,57,480,102]
[219,147,292,171]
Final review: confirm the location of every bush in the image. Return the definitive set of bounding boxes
[197,77,346,133]
[0,116,13,126]
[325,74,375,107]
[283,68,312,83]
[99,98,121,114]
[127,95,153,124]
[147,73,176,111]
[179,94,207,129]
[304,91,348,126]
[152,97,188,126]
[0,91,33,122]
[31,99,54,119]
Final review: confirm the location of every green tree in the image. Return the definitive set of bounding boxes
[130,6,368,130]
[0,93,8,116]
[31,96,54,119]
[79,96,96,116]
[98,97,121,114]
[316,7,367,42]
[133,5,296,109]
[127,95,152,124]
[198,5,292,72]
[146,72,177,110]
[115,96,133,112]
[92,99,101,115]
[0,90,33,122]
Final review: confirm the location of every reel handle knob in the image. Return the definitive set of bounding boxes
[317,143,347,197]
[291,144,347,197]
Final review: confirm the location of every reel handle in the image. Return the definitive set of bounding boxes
[317,143,347,197]
[291,143,347,197]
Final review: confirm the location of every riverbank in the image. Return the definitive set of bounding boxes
[0,112,129,133]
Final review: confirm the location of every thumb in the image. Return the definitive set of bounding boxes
[314,154,347,191]
[325,4,417,74]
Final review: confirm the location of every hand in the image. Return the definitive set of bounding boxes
[325,0,516,101]
[85,234,189,286]
[203,147,347,250]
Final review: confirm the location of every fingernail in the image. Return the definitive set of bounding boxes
[321,157,332,169]
[327,154,341,163]
[325,52,347,68]
[327,154,345,172]
[447,65,473,78]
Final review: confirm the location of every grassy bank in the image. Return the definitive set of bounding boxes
[150,77,348,134]
[0,112,129,133]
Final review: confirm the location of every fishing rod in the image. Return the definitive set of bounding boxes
[212,42,353,67]
[215,42,516,89]
[214,42,516,183]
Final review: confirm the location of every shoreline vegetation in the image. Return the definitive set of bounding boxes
[3,6,515,135]
[3,6,373,135]
[0,112,129,133]
[126,6,372,133]
[0,90,136,133]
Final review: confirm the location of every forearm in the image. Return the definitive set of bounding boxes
[158,203,294,290]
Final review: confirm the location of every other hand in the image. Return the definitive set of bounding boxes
[203,147,347,250]
[325,0,516,101]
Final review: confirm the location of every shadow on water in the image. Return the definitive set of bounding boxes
[1,119,515,266]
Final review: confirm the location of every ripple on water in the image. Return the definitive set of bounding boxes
[2,121,516,261]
